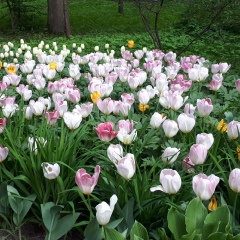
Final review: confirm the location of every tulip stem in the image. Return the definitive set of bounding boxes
[87,195,94,220]
[233,193,238,232]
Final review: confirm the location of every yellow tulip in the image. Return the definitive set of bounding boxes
[0,60,2,70]
[139,103,149,112]
[208,195,217,211]
[49,62,57,70]
[7,65,16,74]
[217,119,227,132]
[128,40,134,49]
[91,91,101,104]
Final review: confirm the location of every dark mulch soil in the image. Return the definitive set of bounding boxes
[0,222,84,240]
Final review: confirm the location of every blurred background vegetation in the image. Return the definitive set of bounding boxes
[0,0,240,73]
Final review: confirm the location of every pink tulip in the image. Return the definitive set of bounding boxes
[150,169,182,194]
[196,133,214,150]
[189,144,208,165]
[227,120,240,140]
[236,79,240,93]
[45,110,60,125]
[229,168,240,193]
[162,147,180,164]
[192,174,220,200]
[0,145,8,162]
[118,120,134,134]
[162,119,179,138]
[95,122,118,142]
[184,103,196,115]
[0,118,7,134]
[207,79,222,91]
[97,98,114,115]
[121,93,135,106]
[116,153,136,180]
[177,113,195,133]
[137,89,150,105]
[219,62,231,74]
[197,98,213,117]
[182,157,195,174]
[75,165,101,195]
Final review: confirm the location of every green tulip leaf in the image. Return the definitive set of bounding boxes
[50,212,80,240]
[185,197,208,234]
[168,207,186,239]
[84,218,102,240]
[104,227,126,240]
[202,222,220,239]
[130,220,149,240]
[205,232,227,240]
[107,218,124,229]
[204,205,230,233]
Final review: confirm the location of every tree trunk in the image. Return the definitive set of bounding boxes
[118,0,123,14]
[48,0,65,33]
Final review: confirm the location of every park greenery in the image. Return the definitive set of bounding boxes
[0,0,240,239]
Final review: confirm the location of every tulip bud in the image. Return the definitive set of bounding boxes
[162,147,180,164]
[227,121,240,140]
[150,112,166,129]
[162,120,179,138]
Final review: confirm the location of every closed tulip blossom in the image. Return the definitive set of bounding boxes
[189,144,208,165]
[235,79,240,93]
[162,119,179,138]
[118,119,134,133]
[150,112,166,129]
[150,169,182,194]
[41,162,60,180]
[197,98,213,117]
[107,144,123,164]
[177,113,196,133]
[96,194,118,226]
[75,165,101,195]
[228,168,240,193]
[45,110,60,125]
[227,120,240,140]
[63,112,82,130]
[97,98,114,115]
[95,122,118,142]
[196,133,214,150]
[115,153,136,180]
[192,174,220,200]
[207,79,222,91]
[0,145,9,162]
[184,103,196,115]
[162,147,180,164]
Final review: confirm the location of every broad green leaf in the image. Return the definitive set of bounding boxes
[84,218,102,240]
[18,194,37,224]
[41,202,55,232]
[122,197,134,233]
[104,227,126,240]
[202,222,220,239]
[133,235,144,240]
[168,207,186,239]
[204,206,230,233]
[130,221,148,240]
[8,195,23,215]
[50,212,80,240]
[107,218,124,229]
[205,232,227,240]
[180,230,202,240]
[185,197,207,234]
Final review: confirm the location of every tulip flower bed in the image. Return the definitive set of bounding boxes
[0,39,240,240]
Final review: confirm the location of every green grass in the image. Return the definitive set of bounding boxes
[0,0,240,74]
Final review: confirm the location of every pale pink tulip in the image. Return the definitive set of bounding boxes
[162,120,179,138]
[150,112,166,129]
[75,165,101,195]
[116,153,135,179]
[227,121,240,140]
[0,145,8,162]
[229,168,240,193]
[189,144,208,165]
[196,133,214,150]
[236,79,240,93]
[41,162,60,180]
[162,147,180,164]
[192,174,220,200]
[177,113,195,133]
[150,169,181,194]
[197,98,213,117]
